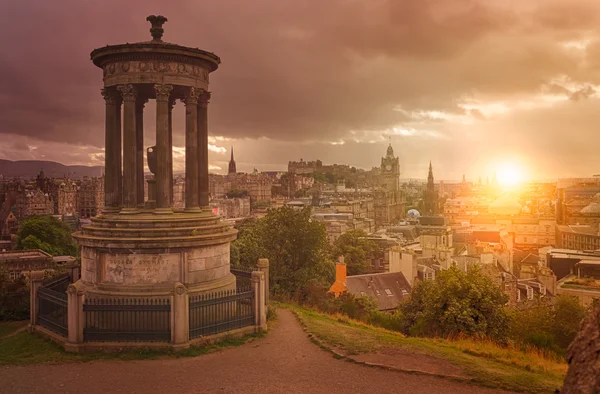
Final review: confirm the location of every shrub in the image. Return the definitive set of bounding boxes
[399,265,510,341]
[266,304,277,321]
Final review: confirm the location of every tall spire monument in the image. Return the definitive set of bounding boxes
[424,161,439,215]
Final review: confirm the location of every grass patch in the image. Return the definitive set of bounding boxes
[0,330,264,366]
[291,305,566,394]
[0,321,28,339]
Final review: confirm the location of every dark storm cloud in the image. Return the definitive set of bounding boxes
[0,0,599,178]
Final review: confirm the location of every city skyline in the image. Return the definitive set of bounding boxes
[1,1,600,180]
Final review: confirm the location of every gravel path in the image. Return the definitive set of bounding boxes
[0,310,512,394]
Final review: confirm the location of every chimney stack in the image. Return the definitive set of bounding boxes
[336,256,347,284]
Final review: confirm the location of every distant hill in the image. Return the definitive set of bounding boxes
[0,160,102,179]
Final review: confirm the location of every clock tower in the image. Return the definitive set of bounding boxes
[374,142,404,228]
[380,143,400,193]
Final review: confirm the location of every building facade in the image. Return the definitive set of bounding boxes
[210,197,251,219]
[24,189,54,216]
[556,224,600,251]
[77,176,104,218]
[57,181,78,216]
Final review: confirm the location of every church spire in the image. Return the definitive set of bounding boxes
[228,146,237,175]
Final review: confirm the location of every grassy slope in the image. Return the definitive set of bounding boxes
[0,321,263,366]
[0,321,28,339]
[292,306,566,394]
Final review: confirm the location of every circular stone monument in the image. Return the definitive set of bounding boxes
[73,15,237,297]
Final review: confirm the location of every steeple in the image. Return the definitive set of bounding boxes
[386,141,394,158]
[424,161,438,215]
[228,146,237,175]
[428,161,434,183]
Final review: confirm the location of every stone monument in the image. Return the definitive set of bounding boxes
[74,15,237,298]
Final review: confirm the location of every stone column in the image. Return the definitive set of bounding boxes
[101,88,121,213]
[65,282,85,352]
[116,100,123,206]
[197,90,211,208]
[154,84,174,214]
[257,258,270,305]
[168,99,175,205]
[251,271,267,333]
[28,270,44,331]
[66,261,80,283]
[117,84,138,214]
[171,283,189,347]
[184,88,201,212]
[136,97,148,208]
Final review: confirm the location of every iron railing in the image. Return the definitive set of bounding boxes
[231,267,253,288]
[83,297,171,342]
[38,286,68,337]
[189,287,255,339]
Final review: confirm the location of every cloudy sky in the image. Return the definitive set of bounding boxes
[1,0,599,181]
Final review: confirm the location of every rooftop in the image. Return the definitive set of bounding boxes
[346,272,411,311]
[0,249,52,263]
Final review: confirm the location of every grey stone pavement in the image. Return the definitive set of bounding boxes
[0,310,513,394]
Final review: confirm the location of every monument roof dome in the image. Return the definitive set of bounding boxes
[580,193,600,215]
[90,15,220,72]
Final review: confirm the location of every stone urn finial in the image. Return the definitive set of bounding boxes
[146,15,168,42]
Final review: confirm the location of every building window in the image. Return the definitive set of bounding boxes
[523,237,528,243]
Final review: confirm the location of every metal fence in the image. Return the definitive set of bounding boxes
[189,287,255,339]
[38,286,68,337]
[83,297,171,342]
[231,267,253,288]
[42,273,71,293]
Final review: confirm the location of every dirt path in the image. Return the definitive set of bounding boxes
[0,310,512,394]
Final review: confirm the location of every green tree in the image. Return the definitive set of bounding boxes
[260,206,333,297]
[332,229,378,275]
[16,216,78,256]
[509,295,587,353]
[230,206,334,298]
[231,218,265,270]
[399,265,509,341]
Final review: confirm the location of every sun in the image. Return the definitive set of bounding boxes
[496,162,524,186]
